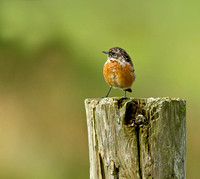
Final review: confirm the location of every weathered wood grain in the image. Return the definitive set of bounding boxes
[85,97,186,179]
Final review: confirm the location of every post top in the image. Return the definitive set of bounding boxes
[85,97,186,105]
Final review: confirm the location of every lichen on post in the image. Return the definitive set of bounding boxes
[85,97,186,179]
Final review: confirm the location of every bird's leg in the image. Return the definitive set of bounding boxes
[106,87,112,97]
[124,91,127,98]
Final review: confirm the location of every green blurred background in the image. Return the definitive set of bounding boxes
[0,0,199,178]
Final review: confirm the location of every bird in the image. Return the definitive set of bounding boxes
[102,47,135,98]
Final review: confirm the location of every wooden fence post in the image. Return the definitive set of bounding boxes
[85,97,186,179]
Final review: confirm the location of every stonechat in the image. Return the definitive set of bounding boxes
[102,47,135,97]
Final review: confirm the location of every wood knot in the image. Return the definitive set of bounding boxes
[124,100,146,126]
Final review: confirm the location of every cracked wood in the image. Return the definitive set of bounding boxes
[85,97,186,179]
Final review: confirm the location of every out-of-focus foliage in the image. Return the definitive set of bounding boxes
[0,1,199,178]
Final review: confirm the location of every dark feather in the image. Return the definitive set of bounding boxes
[124,88,132,93]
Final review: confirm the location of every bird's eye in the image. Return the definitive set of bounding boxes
[111,52,115,55]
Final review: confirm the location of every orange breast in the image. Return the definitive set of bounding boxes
[103,60,135,89]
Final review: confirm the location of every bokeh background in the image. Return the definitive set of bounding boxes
[0,0,199,178]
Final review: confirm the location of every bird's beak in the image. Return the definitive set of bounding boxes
[102,51,108,54]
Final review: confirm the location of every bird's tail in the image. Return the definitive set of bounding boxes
[125,88,132,93]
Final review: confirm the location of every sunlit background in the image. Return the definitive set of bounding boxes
[0,1,199,178]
